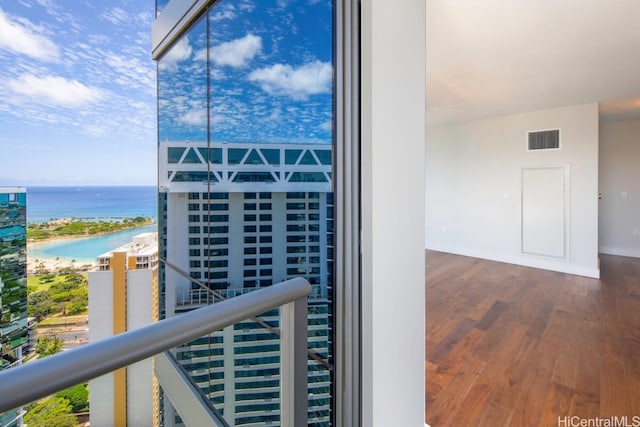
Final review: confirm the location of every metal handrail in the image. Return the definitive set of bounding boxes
[162,257,333,370]
[0,277,311,415]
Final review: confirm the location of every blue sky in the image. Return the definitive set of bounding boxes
[158,0,334,145]
[0,0,334,187]
[0,0,156,186]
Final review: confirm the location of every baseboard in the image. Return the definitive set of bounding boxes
[599,246,640,259]
[425,244,600,279]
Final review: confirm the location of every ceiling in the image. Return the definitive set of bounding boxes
[426,0,640,126]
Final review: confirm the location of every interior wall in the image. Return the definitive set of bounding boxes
[425,103,600,278]
[599,119,640,257]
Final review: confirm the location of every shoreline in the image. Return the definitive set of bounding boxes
[28,234,92,248]
[27,254,97,276]
[26,222,156,275]
[27,217,155,243]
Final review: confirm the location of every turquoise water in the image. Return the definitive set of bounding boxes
[28,225,157,262]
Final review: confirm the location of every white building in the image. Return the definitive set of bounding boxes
[88,232,159,427]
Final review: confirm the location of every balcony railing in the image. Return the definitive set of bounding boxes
[0,277,311,427]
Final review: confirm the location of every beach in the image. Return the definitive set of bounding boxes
[22,186,157,275]
[26,219,157,275]
[27,237,98,275]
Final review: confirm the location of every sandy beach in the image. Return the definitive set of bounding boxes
[26,254,97,276]
[27,237,98,275]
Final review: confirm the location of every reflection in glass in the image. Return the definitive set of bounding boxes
[0,189,28,426]
[206,0,333,145]
[158,17,207,144]
[157,0,334,425]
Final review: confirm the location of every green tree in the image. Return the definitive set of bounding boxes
[50,279,80,294]
[23,397,76,427]
[67,300,87,315]
[63,272,85,286]
[35,336,64,357]
[28,290,56,320]
[55,384,89,413]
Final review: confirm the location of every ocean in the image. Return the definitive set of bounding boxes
[25,186,158,262]
[26,186,157,223]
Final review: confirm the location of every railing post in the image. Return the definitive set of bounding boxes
[280,296,308,427]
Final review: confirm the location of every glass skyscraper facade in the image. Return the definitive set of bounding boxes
[0,188,28,427]
[155,1,334,425]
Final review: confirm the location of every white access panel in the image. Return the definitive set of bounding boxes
[521,167,568,258]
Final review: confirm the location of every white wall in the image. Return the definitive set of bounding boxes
[360,0,426,425]
[599,119,640,257]
[88,271,115,427]
[127,269,155,427]
[426,103,600,278]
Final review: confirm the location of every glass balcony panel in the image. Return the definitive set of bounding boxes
[171,307,282,426]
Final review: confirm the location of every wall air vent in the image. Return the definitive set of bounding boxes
[528,129,560,150]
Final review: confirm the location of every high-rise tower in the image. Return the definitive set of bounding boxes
[88,232,159,427]
[0,187,28,427]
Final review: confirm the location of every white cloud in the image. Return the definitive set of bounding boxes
[136,10,154,26]
[194,48,207,62]
[210,34,261,68]
[210,114,226,125]
[268,108,282,122]
[319,119,332,132]
[178,109,207,126]
[7,74,104,107]
[104,52,155,93]
[88,34,111,45]
[34,0,55,8]
[210,4,236,22]
[238,1,256,12]
[248,60,332,100]
[158,36,192,72]
[83,123,108,137]
[101,7,130,25]
[0,9,59,61]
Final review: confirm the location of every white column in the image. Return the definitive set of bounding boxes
[360,1,426,426]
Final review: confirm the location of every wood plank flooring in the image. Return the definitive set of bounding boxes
[426,251,640,426]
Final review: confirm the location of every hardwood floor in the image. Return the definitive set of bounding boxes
[426,251,640,426]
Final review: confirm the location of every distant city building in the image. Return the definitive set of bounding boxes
[88,232,159,427]
[0,187,28,427]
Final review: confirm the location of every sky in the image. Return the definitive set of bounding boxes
[0,0,156,186]
[0,0,334,187]
[158,0,334,145]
